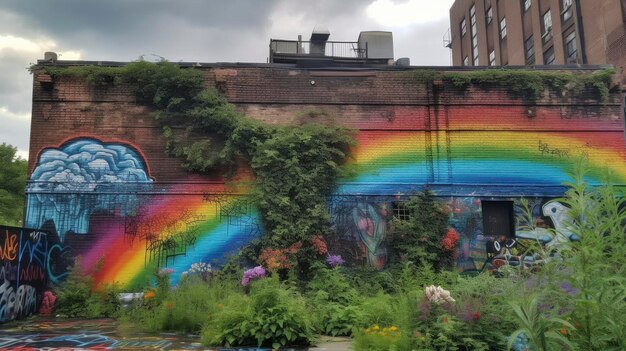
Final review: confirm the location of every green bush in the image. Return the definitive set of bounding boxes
[353,325,413,351]
[54,260,121,318]
[203,277,314,348]
[307,266,360,306]
[358,294,398,328]
[319,303,363,336]
[343,266,399,295]
[126,275,240,334]
[386,190,454,270]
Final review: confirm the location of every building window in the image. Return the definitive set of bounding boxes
[565,31,577,63]
[542,10,553,42]
[470,5,477,36]
[461,18,467,36]
[562,0,573,21]
[470,4,478,65]
[464,56,470,66]
[525,36,535,64]
[544,46,555,65]
[392,202,410,221]
[500,17,507,39]
[486,7,493,24]
[523,0,531,11]
[489,50,496,66]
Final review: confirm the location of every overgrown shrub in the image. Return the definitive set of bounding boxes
[203,277,314,348]
[54,260,120,318]
[353,325,413,351]
[307,265,360,306]
[386,190,454,270]
[306,266,362,336]
[343,266,399,295]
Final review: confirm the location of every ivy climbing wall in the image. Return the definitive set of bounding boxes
[23,64,626,292]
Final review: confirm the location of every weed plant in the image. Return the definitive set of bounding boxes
[54,259,120,318]
[507,161,626,350]
[202,276,314,348]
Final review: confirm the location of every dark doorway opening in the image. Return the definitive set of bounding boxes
[481,200,515,239]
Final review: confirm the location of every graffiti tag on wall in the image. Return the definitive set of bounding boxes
[0,226,62,322]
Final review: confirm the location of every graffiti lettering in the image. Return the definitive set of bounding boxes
[0,226,62,322]
[0,331,185,350]
[46,243,69,284]
[538,140,570,158]
[29,231,45,241]
[0,269,16,322]
[20,265,45,282]
[13,285,36,318]
[0,232,17,261]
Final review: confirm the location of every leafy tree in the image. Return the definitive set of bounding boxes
[0,143,27,226]
[386,190,453,270]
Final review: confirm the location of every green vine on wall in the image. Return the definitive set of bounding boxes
[33,61,354,274]
[412,68,616,103]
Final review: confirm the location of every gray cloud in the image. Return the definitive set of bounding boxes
[0,49,34,112]
[0,109,30,155]
[0,0,452,159]
[2,1,279,35]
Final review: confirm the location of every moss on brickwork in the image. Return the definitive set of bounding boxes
[410,68,615,103]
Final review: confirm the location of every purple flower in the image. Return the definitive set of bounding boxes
[252,266,266,276]
[241,266,266,286]
[560,282,580,297]
[326,255,344,267]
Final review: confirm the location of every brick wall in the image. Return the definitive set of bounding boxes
[22,63,626,289]
[30,65,623,181]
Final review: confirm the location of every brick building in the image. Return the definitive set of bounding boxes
[18,58,625,298]
[449,0,626,83]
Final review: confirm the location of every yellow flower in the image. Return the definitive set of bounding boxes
[372,325,379,331]
[390,326,398,331]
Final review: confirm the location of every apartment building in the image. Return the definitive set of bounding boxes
[449,0,626,81]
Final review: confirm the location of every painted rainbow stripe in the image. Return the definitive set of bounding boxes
[84,190,260,289]
[87,127,626,288]
[342,131,626,193]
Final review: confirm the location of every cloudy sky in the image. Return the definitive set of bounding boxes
[0,0,454,160]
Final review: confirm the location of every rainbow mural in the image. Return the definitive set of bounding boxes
[22,112,626,289]
[343,130,626,195]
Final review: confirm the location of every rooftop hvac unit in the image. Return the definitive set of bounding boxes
[357,31,393,60]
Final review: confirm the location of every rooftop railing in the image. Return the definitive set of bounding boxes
[270,39,368,60]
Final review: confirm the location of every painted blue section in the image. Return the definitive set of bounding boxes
[25,138,153,241]
[338,160,600,196]
[167,214,261,285]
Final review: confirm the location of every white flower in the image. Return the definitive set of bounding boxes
[424,285,455,304]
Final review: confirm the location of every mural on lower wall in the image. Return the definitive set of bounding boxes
[0,226,61,322]
[16,126,626,301]
[23,138,262,292]
[329,196,389,270]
